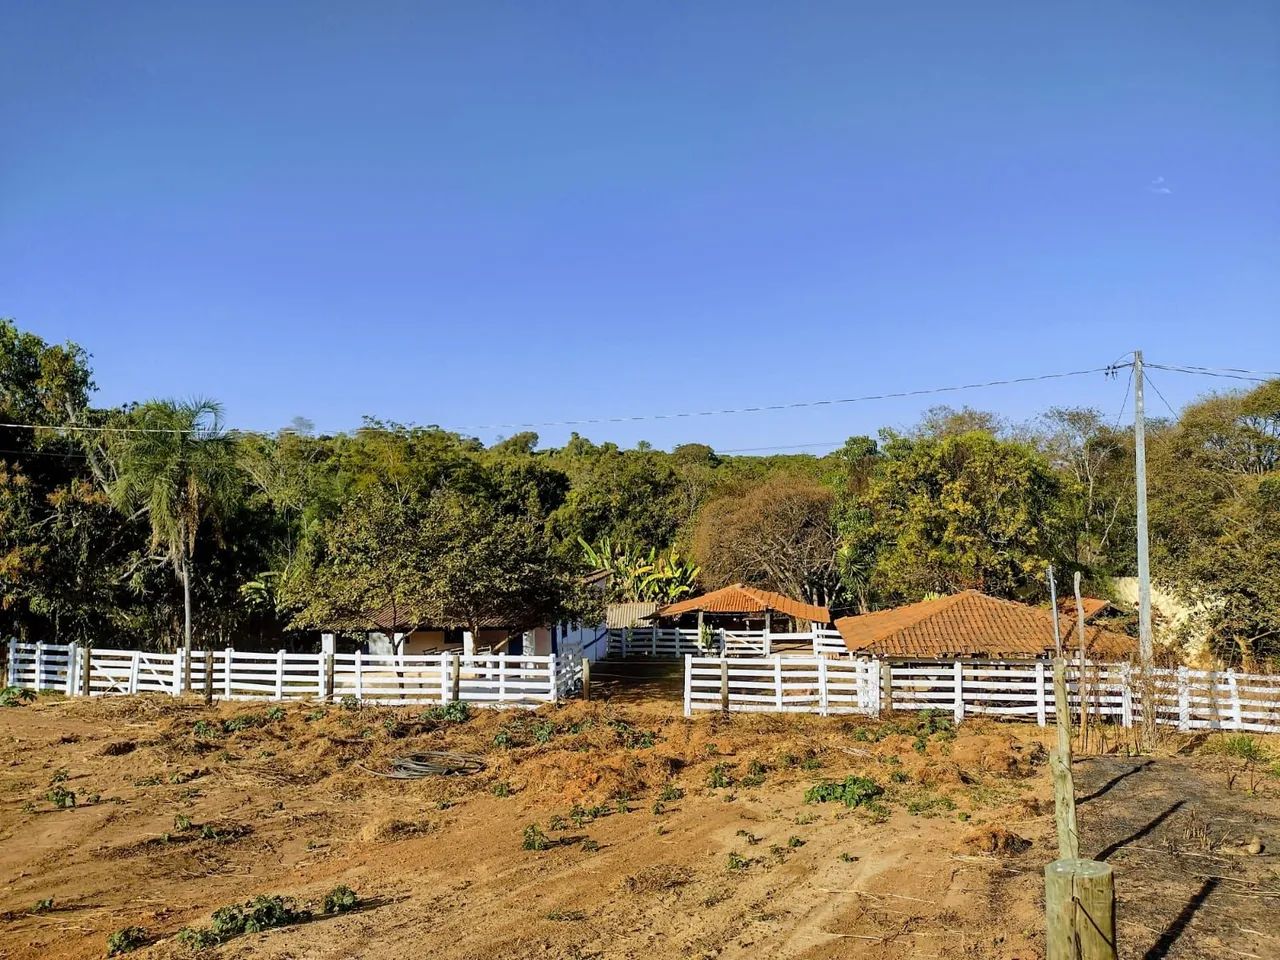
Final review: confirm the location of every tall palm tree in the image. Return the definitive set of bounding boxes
[108,399,239,690]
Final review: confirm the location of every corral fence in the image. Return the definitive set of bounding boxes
[5,641,582,708]
[607,625,848,659]
[684,655,1280,732]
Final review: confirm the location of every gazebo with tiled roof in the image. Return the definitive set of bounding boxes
[647,583,831,637]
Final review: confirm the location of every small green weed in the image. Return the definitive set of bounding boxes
[735,829,762,845]
[422,701,470,723]
[522,824,550,851]
[658,783,684,802]
[322,885,358,914]
[580,838,600,852]
[46,785,76,809]
[787,835,805,848]
[491,781,512,798]
[0,686,36,707]
[707,763,733,789]
[31,897,53,914]
[726,851,753,871]
[106,926,150,956]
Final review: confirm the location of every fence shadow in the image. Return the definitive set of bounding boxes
[1079,760,1154,803]
[1094,799,1184,862]
[1139,876,1218,960]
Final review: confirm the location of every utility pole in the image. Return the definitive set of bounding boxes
[1133,350,1154,665]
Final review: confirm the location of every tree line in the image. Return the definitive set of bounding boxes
[1,319,1277,665]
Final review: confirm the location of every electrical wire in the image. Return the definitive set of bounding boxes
[1141,368,1180,419]
[1145,363,1280,383]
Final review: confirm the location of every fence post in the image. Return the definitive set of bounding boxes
[719,657,729,713]
[582,656,591,702]
[498,654,507,702]
[651,624,658,657]
[204,650,214,705]
[818,656,829,717]
[953,660,964,723]
[450,653,461,702]
[550,653,560,704]
[1120,664,1134,729]
[317,652,326,699]
[683,654,692,717]
[354,650,363,701]
[81,645,92,697]
[774,655,783,712]
[1225,669,1242,730]
[275,650,286,701]
[65,642,78,695]
[623,628,631,658]
[879,660,893,714]
[1045,859,1117,960]
[868,659,881,715]
[172,648,184,697]
[129,651,140,694]
[1036,661,1047,727]
[6,638,15,686]
[1177,665,1191,731]
[225,648,234,699]
[34,642,45,692]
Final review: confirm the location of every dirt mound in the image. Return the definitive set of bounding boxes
[958,825,1032,856]
[359,817,436,843]
[950,734,1046,778]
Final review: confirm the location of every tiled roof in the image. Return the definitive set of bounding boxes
[834,591,1136,660]
[1057,596,1110,622]
[651,584,830,624]
[319,604,519,633]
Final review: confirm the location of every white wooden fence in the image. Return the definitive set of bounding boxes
[683,655,1280,732]
[5,641,572,708]
[607,625,849,659]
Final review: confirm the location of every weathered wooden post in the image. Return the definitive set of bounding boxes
[1044,657,1117,960]
[719,657,729,713]
[450,653,461,702]
[581,656,591,702]
[1045,859,1116,960]
[81,644,92,697]
[203,649,214,705]
[879,660,893,714]
[1051,658,1079,859]
[325,652,336,702]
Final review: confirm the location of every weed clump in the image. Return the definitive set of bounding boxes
[322,885,358,914]
[422,701,470,724]
[106,926,150,956]
[522,824,550,851]
[805,775,884,808]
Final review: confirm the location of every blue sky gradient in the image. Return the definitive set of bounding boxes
[2,2,1277,450]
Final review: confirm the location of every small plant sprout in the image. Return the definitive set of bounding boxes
[322,885,358,914]
[32,897,53,913]
[106,926,150,956]
[805,776,884,809]
[726,851,752,871]
[522,824,550,851]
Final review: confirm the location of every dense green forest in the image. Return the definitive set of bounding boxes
[1,319,1277,664]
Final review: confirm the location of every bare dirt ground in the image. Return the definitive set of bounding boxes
[0,691,1276,960]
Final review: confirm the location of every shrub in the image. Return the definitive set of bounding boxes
[106,926,149,956]
[805,776,884,808]
[209,895,309,939]
[322,885,358,914]
[423,701,470,724]
[0,686,35,707]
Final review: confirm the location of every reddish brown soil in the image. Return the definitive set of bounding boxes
[0,694,1275,960]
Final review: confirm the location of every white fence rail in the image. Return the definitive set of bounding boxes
[682,654,1280,732]
[608,625,849,659]
[6,641,562,708]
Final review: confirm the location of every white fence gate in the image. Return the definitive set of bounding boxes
[5,641,567,709]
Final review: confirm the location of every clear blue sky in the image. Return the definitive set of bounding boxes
[2,2,1277,451]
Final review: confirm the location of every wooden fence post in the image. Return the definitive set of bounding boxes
[129,651,140,694]
[172,648,183,697]
[1051,658,1080,859]
[1227,669,1242,730]
[582,656,591,702]
[683,654,692,717]
[450,653,461,702]
[64,643,78,695]
[879,660,893,714]
[275,649,286,701]
[1045,859,1117,960]
[225,648,235,699]
[818,656,829,717]
[82,645,92,697]
[953,660,964,723]
[774,656,783,712]
[5,638,15,687]
[354,650,363,701]
[1177,665,1191,731]
[204,650,214,705]
[1036,660,1047,727]
[1120,664,1134,729]
[719,657,729,714]
[34,642,45,692]
[651,624,658,657]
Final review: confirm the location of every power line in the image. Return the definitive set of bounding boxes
[1141,368,1179,419]
[1145,362,1280,383]
[448,366,1119,431]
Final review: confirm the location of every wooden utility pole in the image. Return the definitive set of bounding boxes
[1133,350,1154,665]
[1074,572,1089,751]
[1045,657,1118,960]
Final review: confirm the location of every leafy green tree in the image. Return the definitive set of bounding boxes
[864,431,1061,602]
[1149,381,1280,664]
[106,400,241,681]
